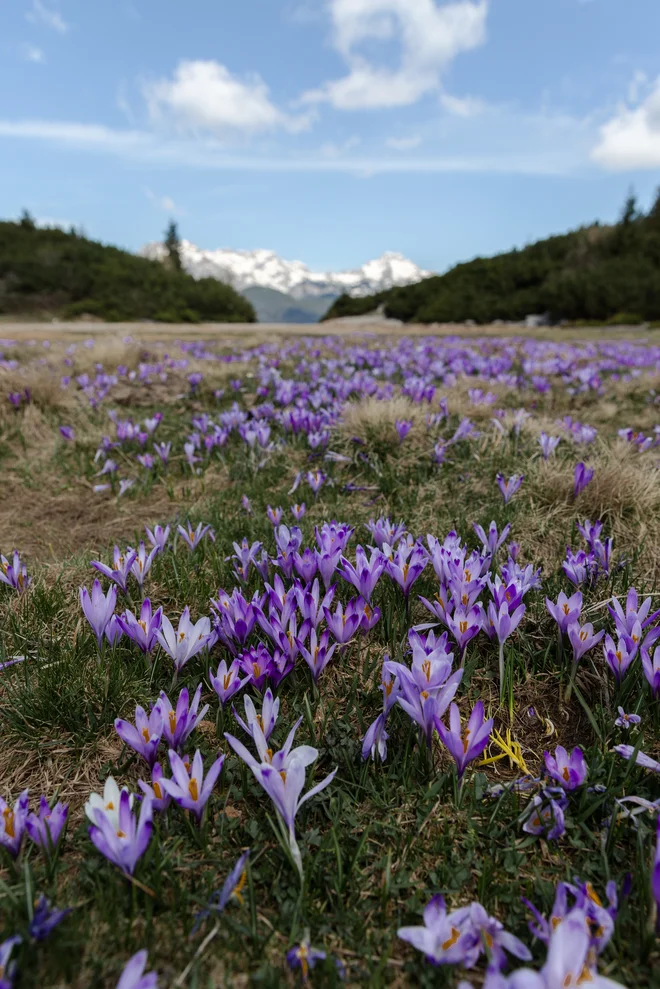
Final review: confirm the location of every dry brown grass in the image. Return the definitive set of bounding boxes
[338,395,429,444]
[522,440,660,576]
[0,465,231,562]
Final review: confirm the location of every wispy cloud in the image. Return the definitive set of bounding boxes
[0,117,584,176]
[145,187,184,214]
[386,135,422,151]
[23,44,44,63]
[26,0,68,34]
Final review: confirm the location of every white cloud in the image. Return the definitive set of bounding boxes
[143,60,312,136]
[301,0,488,110]
[26,0,68,33]
[145,188,182,213]
[386,135,422,150]
[24,45,44,63]
[439,91,484,117]
[592,77,660,169]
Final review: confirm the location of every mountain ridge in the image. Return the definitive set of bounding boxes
[140,240,432,300]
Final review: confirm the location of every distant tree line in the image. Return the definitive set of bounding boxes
[323,192,660,325]
[0,217,255,323]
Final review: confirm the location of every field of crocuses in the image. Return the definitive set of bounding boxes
[2,329,660,988]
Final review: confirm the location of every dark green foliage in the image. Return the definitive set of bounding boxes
[323,194,660,324]
[0,221,255,323]
[163,219,183,273]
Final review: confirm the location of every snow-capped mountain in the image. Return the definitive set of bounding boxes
[141,240,432,299]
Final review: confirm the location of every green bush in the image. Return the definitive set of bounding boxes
[322,192,660,326]
[0,221,256,323]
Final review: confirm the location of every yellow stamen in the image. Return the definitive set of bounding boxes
[459,620,468,634]
[441,926,461,951]
[2,807,15,838]
[232,869,247,905]
[153,781,163,800]
[116,829,127,838]
[169,712,176,735]
[142,728,151,743]
[188,779,199,801]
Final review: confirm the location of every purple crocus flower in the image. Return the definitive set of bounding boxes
[25,796,68,857]
[545,590,582,634]
[59,426,75,441]
[233,688,280,742]
[293,547,317,583]
[91,547,137,595]
[145,524,170,552]
[496,473,524,504]
[0,936,21,988]
[227,729,336,878]
[118,599,163,655]
[574,462,595,499]
[436,702,493,780]
[238,643,275,692]
[296,628,337,682]
[384,541,428,597]
[544,745,587,790]
[80,580,117,647]
[642,646,660,698]
[191,849,250,933]
[609,587,659,637]
[395,418,413,442]
[337,545,385,602]
[116,950,159,989]
[162,749,225,823]
[446,605,484,659]
[306,469,326,496]
[115,704,164,768]
[539,432,560,459]
[118,479,134,497]
[0,551,31,593]
[267,505,283,525]
[138,763,171,814]
[129,542,158,589]
[156,607,212,672]
[155,684,209,752]
[0,789,29,858]
[615,707,641,729]
[291,503,307,522]
[568,621,604,663]
[522,791,567,840]
[397,894,474,966]
[614,745,660,773]
[177,522,215,551]
[461,902,532,969]
[323,599,361,644]
[487,599,526,694]
[361,712,389,762]
[153,442,171,464]
[88,789,153,876]
[473,521,511,557]
[603,633,637,683]
[209,659,250,707]
[29,896,72,941]
[652,815,660,932]
[286,938,327,981]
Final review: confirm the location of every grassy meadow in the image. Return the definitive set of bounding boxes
[0,328,659,988]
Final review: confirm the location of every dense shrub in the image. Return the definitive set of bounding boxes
[323,193,660,325]
[0,221,255,323]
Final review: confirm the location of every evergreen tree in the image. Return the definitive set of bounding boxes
[19,209,36,230]
[164,219,183,272]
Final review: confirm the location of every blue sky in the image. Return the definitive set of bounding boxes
[2,0,660,273]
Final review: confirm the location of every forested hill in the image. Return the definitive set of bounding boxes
[0,219,255,323]
[322,194,660,325]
